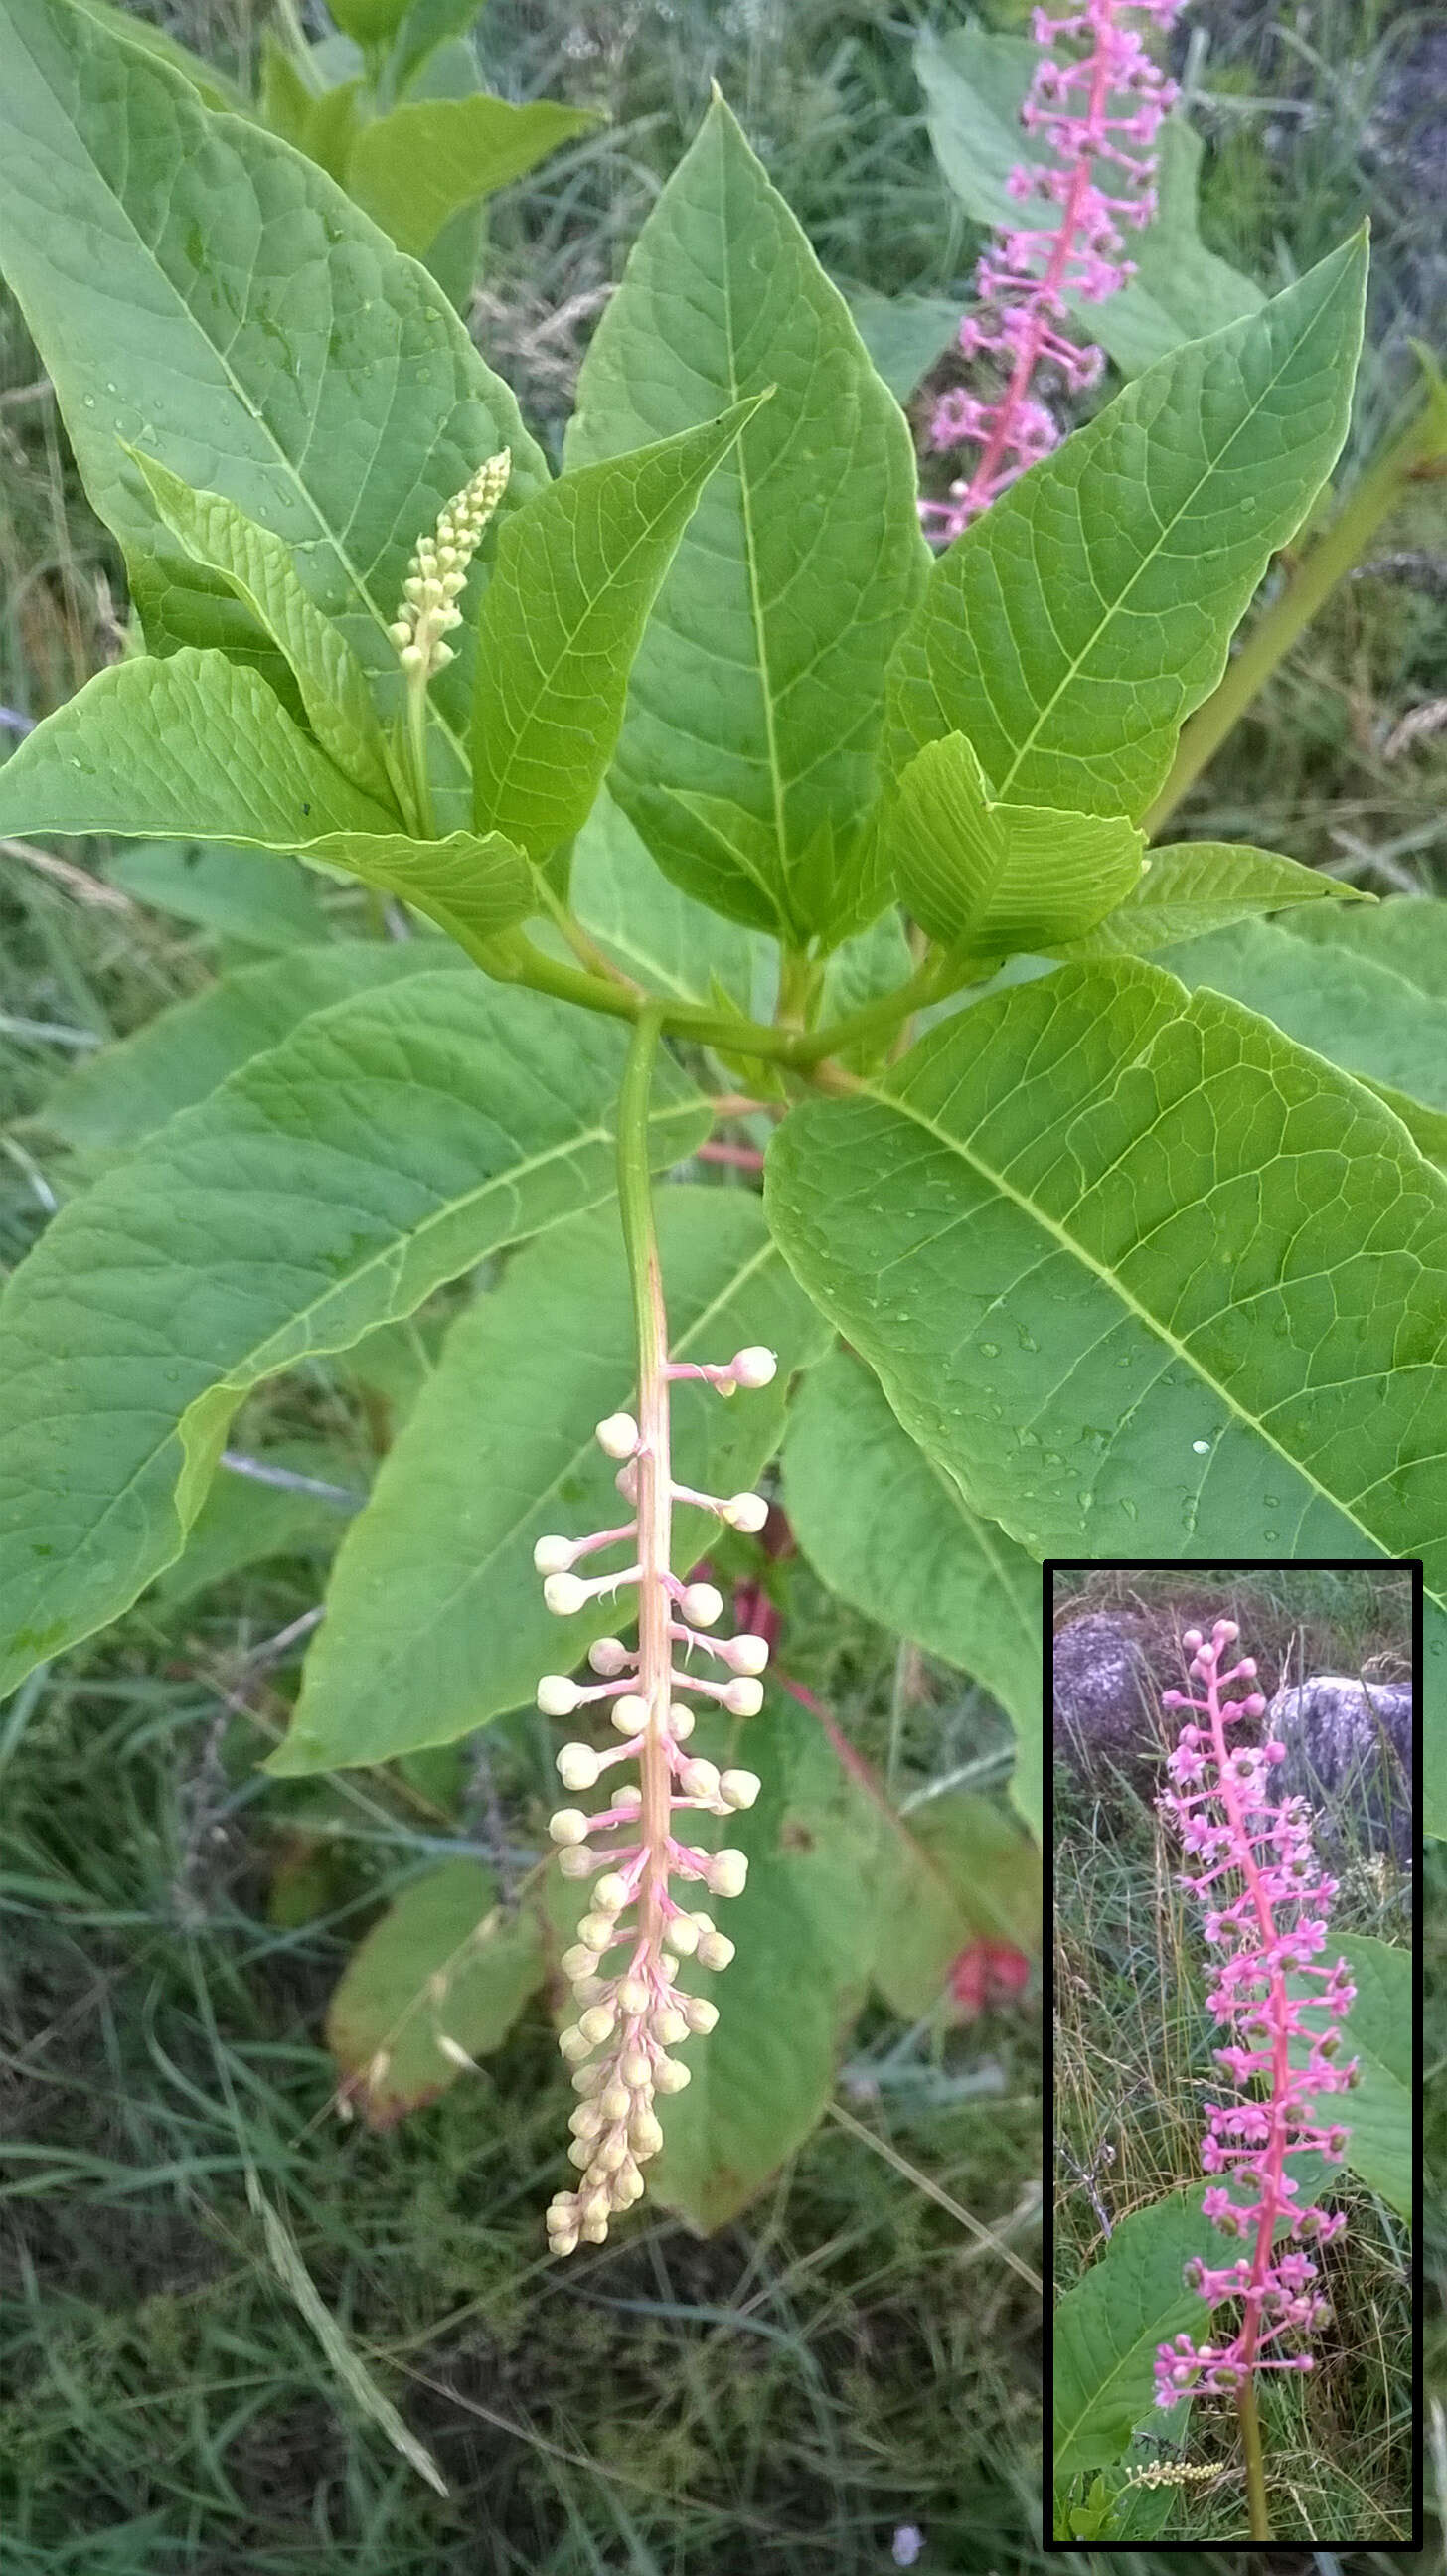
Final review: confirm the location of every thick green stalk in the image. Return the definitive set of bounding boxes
[614,1006,673,1962]
[1235,2375,1271,2543]
[1145,390,1447,835]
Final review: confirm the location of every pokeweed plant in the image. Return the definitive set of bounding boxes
[1155,1618,1357,2541]
[0,0,1444,2244]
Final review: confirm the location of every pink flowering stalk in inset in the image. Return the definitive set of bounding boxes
[922,0,1183,542]
[1154,1616,1357,2539]
[535,1009,776,2258]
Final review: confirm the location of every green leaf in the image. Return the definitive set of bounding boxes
[914,27,1261,377]
[348,93,600,256]
[68,0,244,110]
[884,237,1367,817]
[764,958,1447,1641]
[872,1787,1040,2018]
[39,939,461,1156]
[103,840,331,952]
[783,1346,1041,1835]
[326,0,414,52]
[130,450,398,807]
[0,977,708,1699]
[155,1442,360,1608]
[383,0,484,102]
[847,289,963,400]
[564,92,929,944]
[0,651,534,952]
[1048,840,1369,958]
[269,1186,830,1775]
[1054,2164,1332,2479]
[472,402,764,861]
[1283,891,1447,1000]
[256,40,365,187]
[1161,918,1447,1146]
[646,1691,879,2231]
[0,0,548,818]
[326,1860,546,2125]
[889,732,1145,958]
[568,789,775,1015]
[1292,1931,1411,2217]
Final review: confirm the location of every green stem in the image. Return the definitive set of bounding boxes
[1235,2375,1271,2543]
[404,679,436,840]
[1144,390,1447,837]
[614,1007,674,1964]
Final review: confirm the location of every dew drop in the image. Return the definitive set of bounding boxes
[1192,1438,1211,1454]
[979,1340,1000,1359]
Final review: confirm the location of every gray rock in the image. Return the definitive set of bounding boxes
[1052,1613,1167,1791]
[1268,1677,1413,1865]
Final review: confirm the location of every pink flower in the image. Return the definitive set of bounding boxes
[922,0,1183,540]
[1152,1617,1356,2408]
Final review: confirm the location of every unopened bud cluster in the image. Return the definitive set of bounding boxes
[1153,1619,1356,2409]
[535,1345,778,2256]
[389,450,511,681]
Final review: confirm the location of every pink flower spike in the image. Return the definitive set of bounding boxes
[1153,1618,1356,2413]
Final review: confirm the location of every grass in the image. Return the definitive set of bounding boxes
[0,0,1443,2566]
[1053,1575,1415,2545]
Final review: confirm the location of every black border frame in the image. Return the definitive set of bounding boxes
[1043,1556,1424,2555]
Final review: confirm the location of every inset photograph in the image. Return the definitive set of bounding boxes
[1048,1561,1418,2549]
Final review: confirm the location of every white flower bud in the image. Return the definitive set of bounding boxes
[614,2158,645,2204]
[592,1873,630,1916]
[653,2055,691,2093]
[387,619,412,646]
[617,1976,650,2016]
[576,1913,614,1952]
[567,2138,593,2168]
[548,1808,590,1847]
[725,1633,770,1676]
[592,2129,628,2173]
[549,2224,580,2256]
[557,1847,594,1879]
[722,1492,769,1532]
[612,1783,643,1817]
[723,1676,764,1716]
[668,1701,696,1740]
[589,1637,632,1677]
[561,1945,601,1983]
[1182,1629,1204,1651]
[706,1849,748,1898]
[680,1582,724,1628]
[600,2083,631,2122]
[620,2047,651,2087]
[682,1993,720,2033]
[1214,1619,1239,1642]
[556,1742,600,1791]
[577,2004,616,2046]
[544,1572,588,1616]
[436,2034,476,2071]
[537,1673,581,1715]
[651,2006,689,2045]
[611,1692,649,1735]
[679,1757,721,1800]
[572,2063,606,2095]
[580,2211,610,2243]
[399,643,426,672]
[629,2109,664,2158]
[730,1346,776,1389]
[666,1912,700,1956]
[697,1931,735,1972]
[558,2024,592,2062]
[568,2103,603,2140]
[720,1769,761,1810]
[533,1536,577,1577]
[595,1411,639,1459]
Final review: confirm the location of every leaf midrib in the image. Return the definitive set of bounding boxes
[865,1052,1438,1613]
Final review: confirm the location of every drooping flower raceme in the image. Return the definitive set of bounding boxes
[922,0,1182,541]
[1153,1618,1357,2409]
[535,1344,778,2258]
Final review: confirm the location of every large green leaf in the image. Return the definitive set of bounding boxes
[1162,917,1447,1150]
[647,1692,880,2231]
[104,840,331,953]
[270,1186,831,1774]
[68,0,244,110]
[1054,2164,1333,2480]
[1049,841,1368,959]
[0,651,534,952]
[1292,1931,1411,2217]
[884,239,1367,816]
[0,0,547,816]
[131,451,397,807]
[0,978,707,1698]
[915,27,1262,379]
[39,939,461,1156]
[764,958,1447,1661]
[327,1860,546,2124]
[472,403,763,862]
[567,790,775,1015]
[347,94,600,255]
[889,732,1145,959]
[564,93,929,944]
[783,1346,1041,1835]
[1283,891,1447,999]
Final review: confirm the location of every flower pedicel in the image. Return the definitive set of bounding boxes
[535,1344,778,2257]
[1154,1617,1357,2411]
